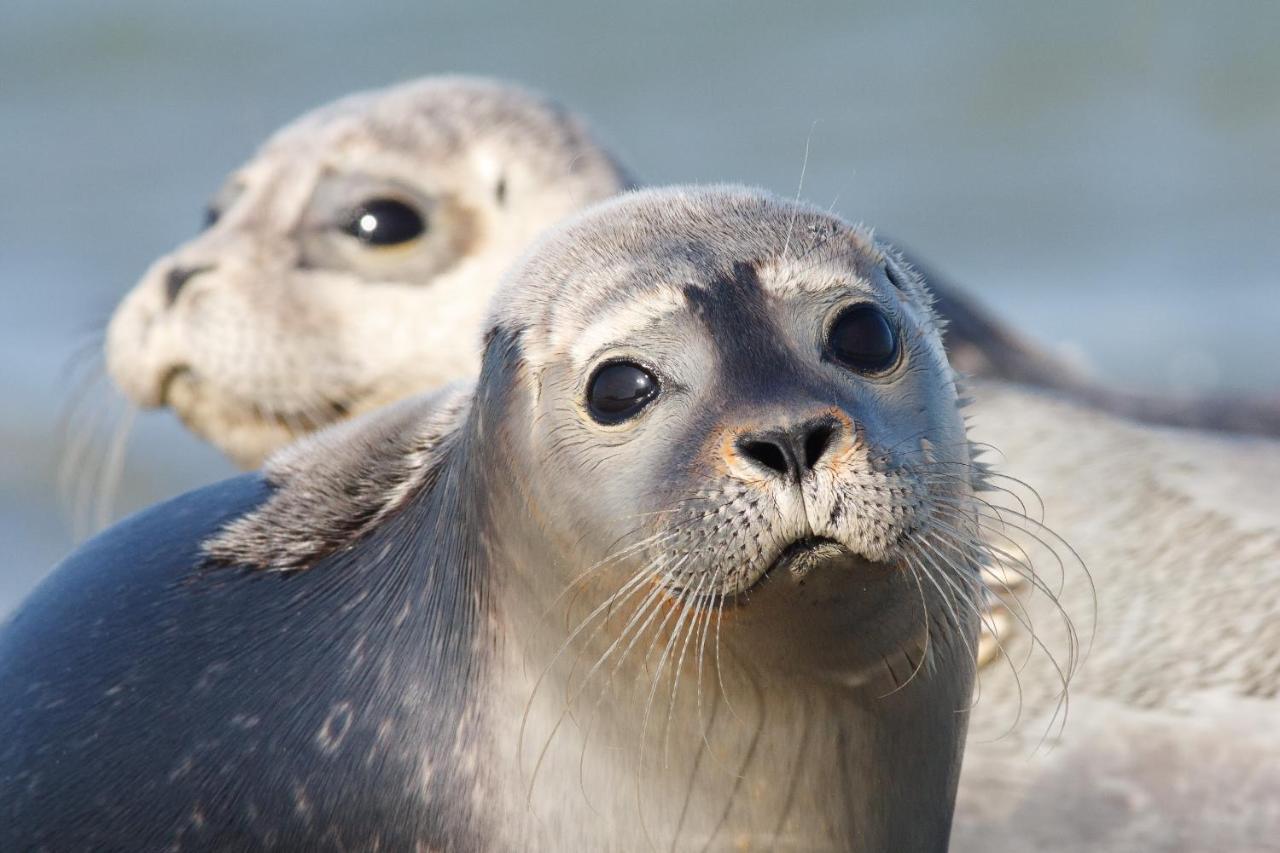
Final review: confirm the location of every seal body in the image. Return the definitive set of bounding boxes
[0,446,500,849]
[9,187,987,850]
[949,380,1280,852]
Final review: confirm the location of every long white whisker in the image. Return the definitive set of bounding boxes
[92,403,136,532]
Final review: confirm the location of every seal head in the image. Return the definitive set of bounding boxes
[105,76,631,466]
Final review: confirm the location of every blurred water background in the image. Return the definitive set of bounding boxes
[2,0,1278,613]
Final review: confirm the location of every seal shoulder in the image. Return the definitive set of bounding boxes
[201,384,472,572]
[2,473,270,646]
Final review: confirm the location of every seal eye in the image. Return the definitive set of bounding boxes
[587,362,659,424]
[341,198,427,246]
[827,304,899,373]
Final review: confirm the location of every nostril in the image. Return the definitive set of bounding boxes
[735,417,843,481]
[803,422,836,470]
[164,264,215,307]
[739,439,791,477]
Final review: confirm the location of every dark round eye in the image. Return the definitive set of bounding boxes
[827,303,899,373]
[587,362,659,424]
[202,205,220,230]
[341,198,426,246]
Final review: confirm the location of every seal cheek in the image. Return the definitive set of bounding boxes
[715,425,751,480]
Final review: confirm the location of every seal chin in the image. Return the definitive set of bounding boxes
[160,366,355,467]
[769,536,852,582]
[720,536,864,602]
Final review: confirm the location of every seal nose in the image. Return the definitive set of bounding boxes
[736,417,839,482]
[164,263,215,307]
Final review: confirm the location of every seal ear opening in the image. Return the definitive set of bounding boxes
[873,240,955,344]
[475,321,534,417]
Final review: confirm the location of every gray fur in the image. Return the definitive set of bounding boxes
[200,184,1280,847]
[203,385,471,571]
[951,380,1280,851]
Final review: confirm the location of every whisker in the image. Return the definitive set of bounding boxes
[661,573,709,769]
[911,543,1032,738]
[927,502,1082,675]
[780,120,817,260]
[92,403,136,532]
[919,522,1076,745]
[877,560,933,698]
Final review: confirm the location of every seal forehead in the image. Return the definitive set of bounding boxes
[563,286,689,368]
[503,186,889,371]
[677,259,801,375]
[258,76,606,171]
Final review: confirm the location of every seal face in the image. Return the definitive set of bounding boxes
[105,76,631,466]
[6,187,991,850]
[466,188,983,698]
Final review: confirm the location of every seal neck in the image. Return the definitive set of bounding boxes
[457,332,972,849]
[471,474,972,850]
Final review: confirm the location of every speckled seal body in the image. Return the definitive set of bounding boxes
[5,187,987,850]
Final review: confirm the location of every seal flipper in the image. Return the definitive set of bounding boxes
[203,383,474,572]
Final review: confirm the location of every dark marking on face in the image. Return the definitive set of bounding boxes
[494,176,507,206]
[680,260,811,403]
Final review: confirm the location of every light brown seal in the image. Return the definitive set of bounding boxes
[105,76,631,467]
[952,380,1280,851]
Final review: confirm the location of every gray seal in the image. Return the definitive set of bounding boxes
[2,186,995,850]
[950,379,1280,852]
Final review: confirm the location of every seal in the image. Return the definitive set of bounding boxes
[104,78,1280,475]
[105,76,632,467]
[949,380,1280,851]
[2,186,994,850]
[910,254,1280,437]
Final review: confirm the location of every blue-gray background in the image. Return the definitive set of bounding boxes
[2,1,1278,612]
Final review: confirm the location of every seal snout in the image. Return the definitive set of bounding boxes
[164,262,217,307]
[728,412,849,483]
